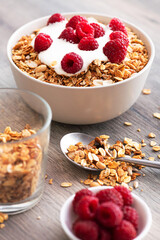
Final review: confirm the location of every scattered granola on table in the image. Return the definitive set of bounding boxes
[0,125,42,203]
[67,135,145,188]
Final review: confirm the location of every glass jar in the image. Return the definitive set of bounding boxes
[0,89,52,214]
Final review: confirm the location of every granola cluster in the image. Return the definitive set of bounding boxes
[0,126,42,203]
[67,135,144,188]
[12,26,148,87]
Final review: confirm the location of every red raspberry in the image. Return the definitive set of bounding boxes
[123,206,139,230]
[96,201,123,227]
[73,189,93,213]
[61,52,83,74]
[34,33,53,53]
[103,39,127,63]
[109,18,128,35]
[114,186,133,206]
[76,22,94,40]
[99,228,112,240]
[47,13,65,25]
[78,36,99,51]
[66,15,88,29]
[90,23,105,38]
[113,220,137,240]
[110,31,129,47]
[73,220,99,240]
[96,188,124,209]
[59,27,79,44]
[76,196,99,220]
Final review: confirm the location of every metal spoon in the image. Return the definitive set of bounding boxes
[60,132,160,171]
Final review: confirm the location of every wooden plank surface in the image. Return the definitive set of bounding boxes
[0,0,160,239]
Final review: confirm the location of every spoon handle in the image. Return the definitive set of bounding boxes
[116,157,160,169]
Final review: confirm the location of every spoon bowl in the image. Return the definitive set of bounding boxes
[60,132,160,171]
[60,132,101,171]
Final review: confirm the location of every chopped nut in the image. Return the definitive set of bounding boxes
[61,182,72,187]
[49,178,53,185]
[153,113,160,119]
[158,155,160,159]
[96,161,106,169]
[150,141,157,147]
[142,143,146,147]
[90,182,101,187]
[133,181,139,189]
[148,132,156,138]
[124,122,132,126]
[148,157,155,161]
[137,128,141,132]
[152,146,160,152]
[142,89,151,95]
[37,216,41,220]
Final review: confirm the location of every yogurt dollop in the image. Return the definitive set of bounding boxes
[32,17,112,76]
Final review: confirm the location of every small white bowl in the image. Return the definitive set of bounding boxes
[7,13,155,124]
[60,186,152,240]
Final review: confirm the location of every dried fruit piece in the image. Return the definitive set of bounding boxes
[142,89,151,95]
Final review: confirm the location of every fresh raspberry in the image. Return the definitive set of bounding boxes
[59,27,79,44]
[76,22,94,40]
[73,189,94,213]
[99,228,112,240]
[76,196,99,220]
[103,39,127,63]
[34,33,53,53]
[78,36,99,51]
[123,206,139,230]
[96,201,123,227]
[96,188,124,209]
[110,31,129,47]
[109,18,128,35]
[61,52,83,74]
[90,23,105,38]
[47,13,65,25]
[73,220,99,240]
[114,186,133,206]
[66,15,88,29]
[113,220,137,240]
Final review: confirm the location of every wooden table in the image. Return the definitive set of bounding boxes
[1,0,160,239]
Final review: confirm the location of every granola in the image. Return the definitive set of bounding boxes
[0,125,42,203]
[12,23,148,87]
[66,135,144,187]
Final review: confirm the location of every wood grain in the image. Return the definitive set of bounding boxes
[0,0,160,239]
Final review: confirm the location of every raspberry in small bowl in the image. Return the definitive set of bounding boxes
[60,186,152,240]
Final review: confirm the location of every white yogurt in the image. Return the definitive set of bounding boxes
[32,17,112,76]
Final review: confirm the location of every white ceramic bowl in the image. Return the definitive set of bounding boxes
[7,13,155,124]
[60,186,152,240]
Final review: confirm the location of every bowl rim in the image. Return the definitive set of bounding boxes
[60,186,152,240]
[7,12,155,90]
[0,88,52,146]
